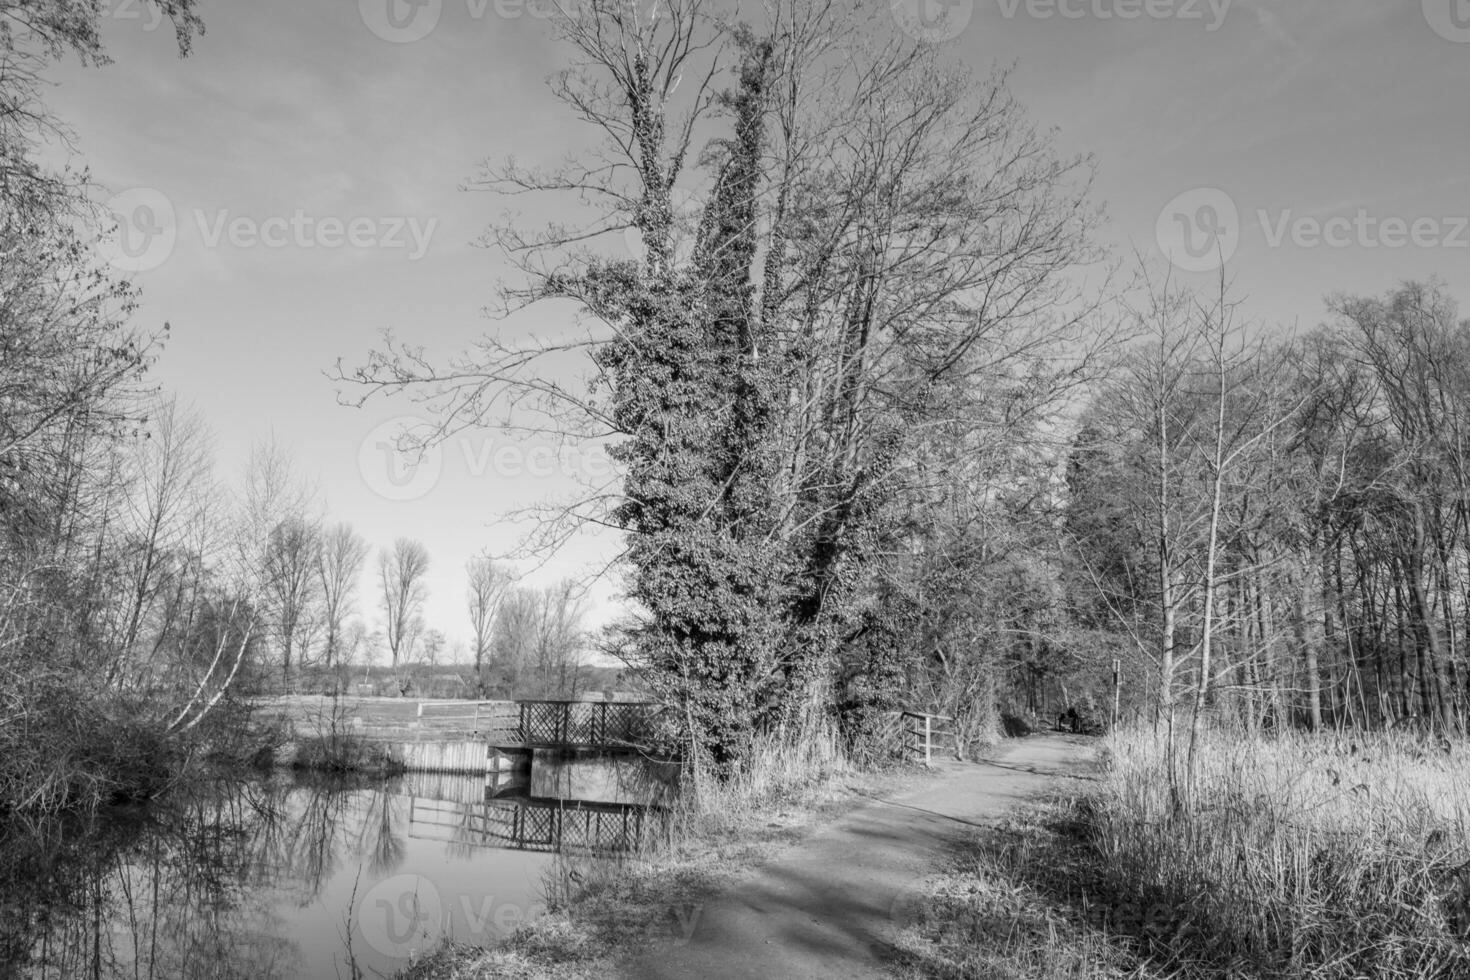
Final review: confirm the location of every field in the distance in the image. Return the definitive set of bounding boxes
[250,695,517,740]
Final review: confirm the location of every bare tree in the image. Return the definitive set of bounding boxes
[421,628,445,667]
[533,579,588,694]
[261,516,323,688]
[491,579,588,696]
[492,587,538,678]
[466,557,513,677]
[378,537,430,670]
[341,618,369,670]
[238,439,322,688]
[113,396,216,667]
[317,522,369,672]
[1074,265,1307,798]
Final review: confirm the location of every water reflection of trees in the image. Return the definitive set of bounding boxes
[360,785,407,877]
[0,768,667,978]
[0,775,405,980]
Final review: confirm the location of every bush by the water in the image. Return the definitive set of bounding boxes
[0,681,271,815]
[287,733,406,774]
[0,689,183,813]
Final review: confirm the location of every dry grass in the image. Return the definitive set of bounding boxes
[889,800,1161,980]
[892,728,1470,980]
[656,722,854,847]
[1089,728,1470,978]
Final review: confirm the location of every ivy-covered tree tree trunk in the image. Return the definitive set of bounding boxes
[593,36,790,771]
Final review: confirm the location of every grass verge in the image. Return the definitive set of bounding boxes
[888,800,1160,980]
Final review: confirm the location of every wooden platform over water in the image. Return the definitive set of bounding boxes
[253,695,664,775]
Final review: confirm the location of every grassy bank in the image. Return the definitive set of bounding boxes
[399,730,917,980]
[889,801,1157,980]
[266,731,408,774]
[893,728,1470,980]
[249,696,412,775]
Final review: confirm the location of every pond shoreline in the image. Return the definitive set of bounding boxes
[396,762,934,980]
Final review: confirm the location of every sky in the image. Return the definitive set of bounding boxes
[33,0,1470,657]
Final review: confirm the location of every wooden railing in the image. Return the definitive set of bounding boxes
[415,699,517,731]
[251,695,662,751]
[901,710,960,766]
[514,700,659,748]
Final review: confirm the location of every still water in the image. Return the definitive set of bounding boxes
[0,773,578,980]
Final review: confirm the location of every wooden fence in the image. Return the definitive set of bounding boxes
[393,739,492,775]
[514,700,659,748]
[887,709,960,766]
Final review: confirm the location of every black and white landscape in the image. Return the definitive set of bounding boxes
[3,2,1469,979]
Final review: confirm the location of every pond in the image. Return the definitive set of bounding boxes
[0,766,661,980]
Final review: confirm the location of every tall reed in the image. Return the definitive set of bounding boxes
[1092,728,1470,978]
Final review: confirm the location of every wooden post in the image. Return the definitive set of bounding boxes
[924,714,932,766]
[1112,658,1122,731]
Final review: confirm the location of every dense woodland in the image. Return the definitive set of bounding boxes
[4,0,1470,814]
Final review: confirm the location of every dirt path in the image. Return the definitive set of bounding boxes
[617,733,1099,980]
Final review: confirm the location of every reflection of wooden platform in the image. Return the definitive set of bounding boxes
[407,794,665,854]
